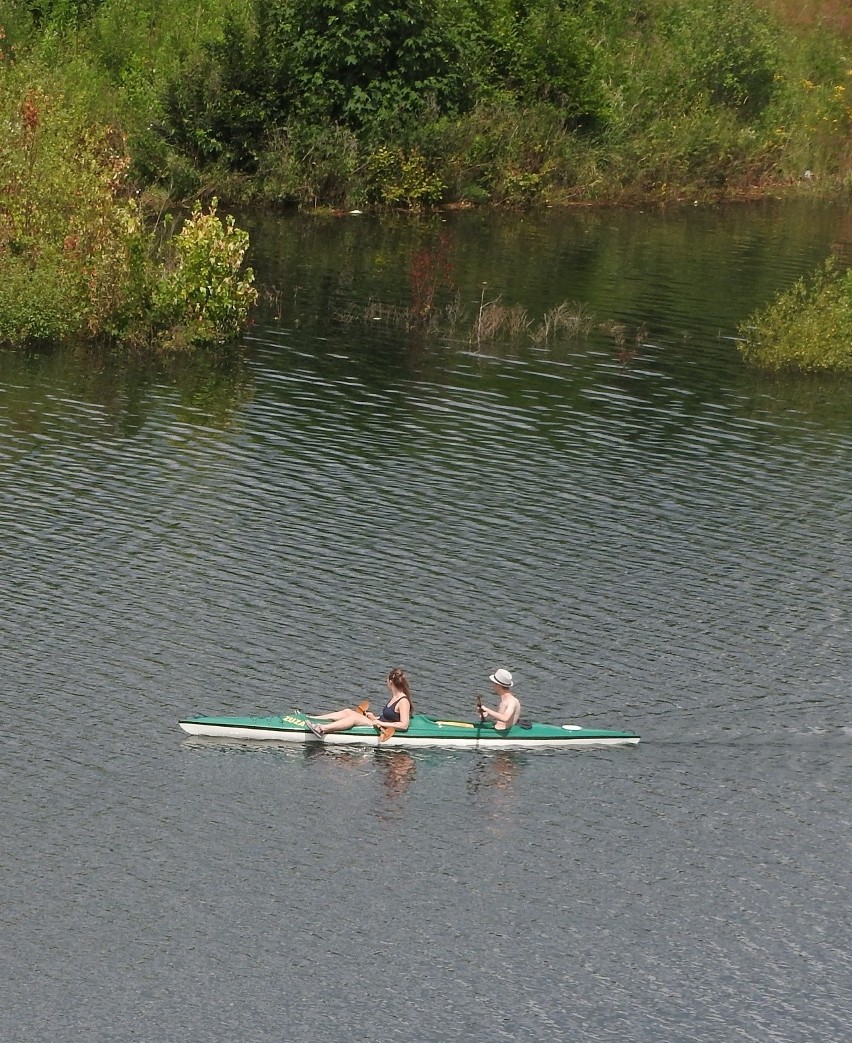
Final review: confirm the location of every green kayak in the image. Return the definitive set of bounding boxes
[178,712,639,749]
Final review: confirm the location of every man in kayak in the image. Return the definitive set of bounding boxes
[304,667,413,738]
[478,668,521,730]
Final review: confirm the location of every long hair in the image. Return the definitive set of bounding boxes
[387,667,413,712]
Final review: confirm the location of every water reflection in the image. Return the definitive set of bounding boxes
[3,201,851,1043]
[0,341,254,440]
[300,744,417,819]
[466,751,527,796]
[375,749,416,802]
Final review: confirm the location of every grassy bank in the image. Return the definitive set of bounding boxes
[1,0,850,211]
[1,0,850,358]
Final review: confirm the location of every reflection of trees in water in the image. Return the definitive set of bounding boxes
[0,342,255,440]
[167,351,255,430]
[832,210,852,266]
[467,752,526,796]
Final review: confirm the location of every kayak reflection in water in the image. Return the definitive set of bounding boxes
[477,668,521,731]
[305,667,413,738]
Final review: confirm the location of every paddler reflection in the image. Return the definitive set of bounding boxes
[467,750,525,794]
[376,748,416,800]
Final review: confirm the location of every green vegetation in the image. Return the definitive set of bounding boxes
[738,259,852,373]
[0,0,850,355]
[0,54,256,351]
[153,199,257,349]
[1,0,850,211]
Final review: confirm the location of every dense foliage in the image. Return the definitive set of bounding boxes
[0,61,256,349]
[153,199,257,349]
[738,259,852,373]
[1,0,849,210]
[1,0,850,357]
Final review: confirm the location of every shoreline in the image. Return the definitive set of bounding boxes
[157,171,850,220]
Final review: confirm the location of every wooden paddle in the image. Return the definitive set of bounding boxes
[356,700,394,741]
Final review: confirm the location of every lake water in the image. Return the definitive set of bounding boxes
[1,199,850,1042]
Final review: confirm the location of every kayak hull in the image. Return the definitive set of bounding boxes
[178,712,639,749]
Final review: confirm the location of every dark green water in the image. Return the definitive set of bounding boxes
[1,199,850,1042]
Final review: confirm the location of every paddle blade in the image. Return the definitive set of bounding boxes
[356,700,370,714]
[378,727,396,744]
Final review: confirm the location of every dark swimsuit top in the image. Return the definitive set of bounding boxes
[380,695,408,723]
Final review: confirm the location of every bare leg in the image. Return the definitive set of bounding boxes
[311,709,374,734]
[311,701,370,722]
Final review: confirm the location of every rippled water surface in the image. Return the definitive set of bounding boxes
[2,201,851,1042]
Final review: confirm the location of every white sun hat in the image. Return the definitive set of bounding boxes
[489,668,514,688]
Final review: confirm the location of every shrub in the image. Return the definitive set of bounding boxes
[413,101,586,205]
[0,251,79,342]
[506,0,606,125]
[363,146,445,208]
[737,258,852,372]
[659,0,781,117]
[271,0,467,129]
[159,14,269,172]
[258,124,361,209]
[0,69,256,349]
[153,198,257,348]
[24,0,102,30]
[157,0,469,173]
[0,76,151,343]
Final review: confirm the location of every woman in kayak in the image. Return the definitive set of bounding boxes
[305,667,413,737]
[478,668,521,731]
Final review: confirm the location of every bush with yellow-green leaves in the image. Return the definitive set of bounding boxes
[0,72,256,350]
[737,258,852,373]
